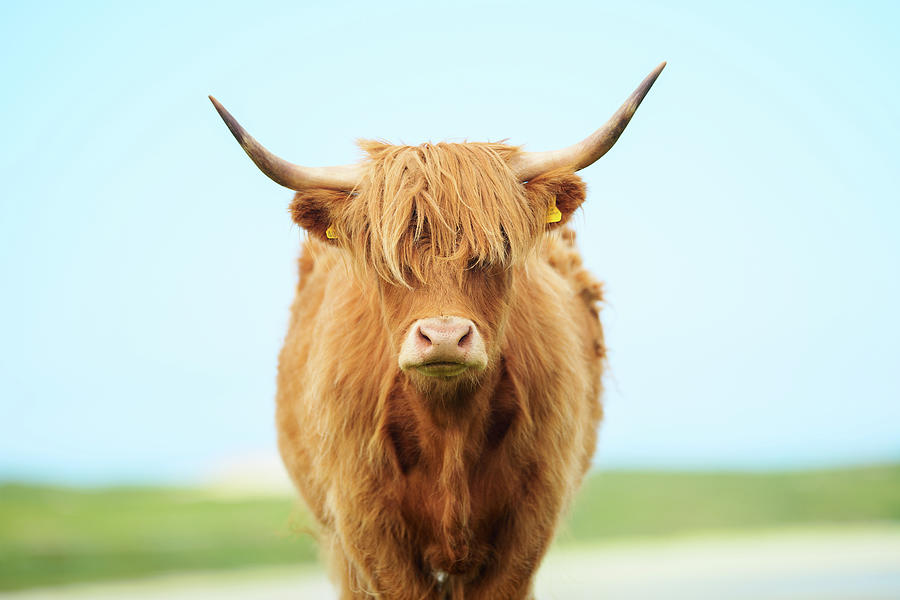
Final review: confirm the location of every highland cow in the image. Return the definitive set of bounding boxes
[211,61,664,600]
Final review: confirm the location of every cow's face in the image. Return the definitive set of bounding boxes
[290,142,587,391]
[381,261,512,389]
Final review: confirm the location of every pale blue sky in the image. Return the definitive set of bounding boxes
[1,1,898,483]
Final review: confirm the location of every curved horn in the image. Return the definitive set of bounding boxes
[209,96,363,191]
[510,62,666,182]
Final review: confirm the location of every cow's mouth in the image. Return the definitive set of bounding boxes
[398,316,488,379]
[414,362,469,378]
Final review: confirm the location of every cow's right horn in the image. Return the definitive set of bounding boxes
[209,96,363,191]
[510,62,666,182]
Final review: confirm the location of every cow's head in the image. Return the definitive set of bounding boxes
[210,63,664,393]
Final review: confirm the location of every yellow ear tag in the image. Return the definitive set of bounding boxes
[325,226,338,239]
[546,199,562,223]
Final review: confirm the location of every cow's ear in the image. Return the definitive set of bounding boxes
[523,169,587,229]
[289,189,351,241]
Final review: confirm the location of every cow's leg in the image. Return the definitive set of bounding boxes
[463,480,561,600]
[329,517,438,599]
[323,532,384,600]
[464,556,541,600]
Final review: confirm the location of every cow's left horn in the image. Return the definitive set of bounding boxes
[209,96,363,191]
[510,62,666,182]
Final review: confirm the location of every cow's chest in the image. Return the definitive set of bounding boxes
[395,435,525,577]
[383,369,525,575]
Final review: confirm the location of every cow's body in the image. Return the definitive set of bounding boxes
[277,218,603,599]
[210,62,663,600]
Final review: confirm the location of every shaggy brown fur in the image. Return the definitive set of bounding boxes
[277,142,604,599]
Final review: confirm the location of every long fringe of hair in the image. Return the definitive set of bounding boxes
[333,141,544,286]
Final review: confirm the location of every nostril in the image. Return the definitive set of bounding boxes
[417,326,432,346]
[457,326,472,348]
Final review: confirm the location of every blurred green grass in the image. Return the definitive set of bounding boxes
[560,464,900,542]
[0,486,316,591]
[1,465,898,591]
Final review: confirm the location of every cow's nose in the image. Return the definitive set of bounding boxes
[398,316,488,377]
[415,318,473,354]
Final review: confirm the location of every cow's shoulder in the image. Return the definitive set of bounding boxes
[542,229,603,307]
